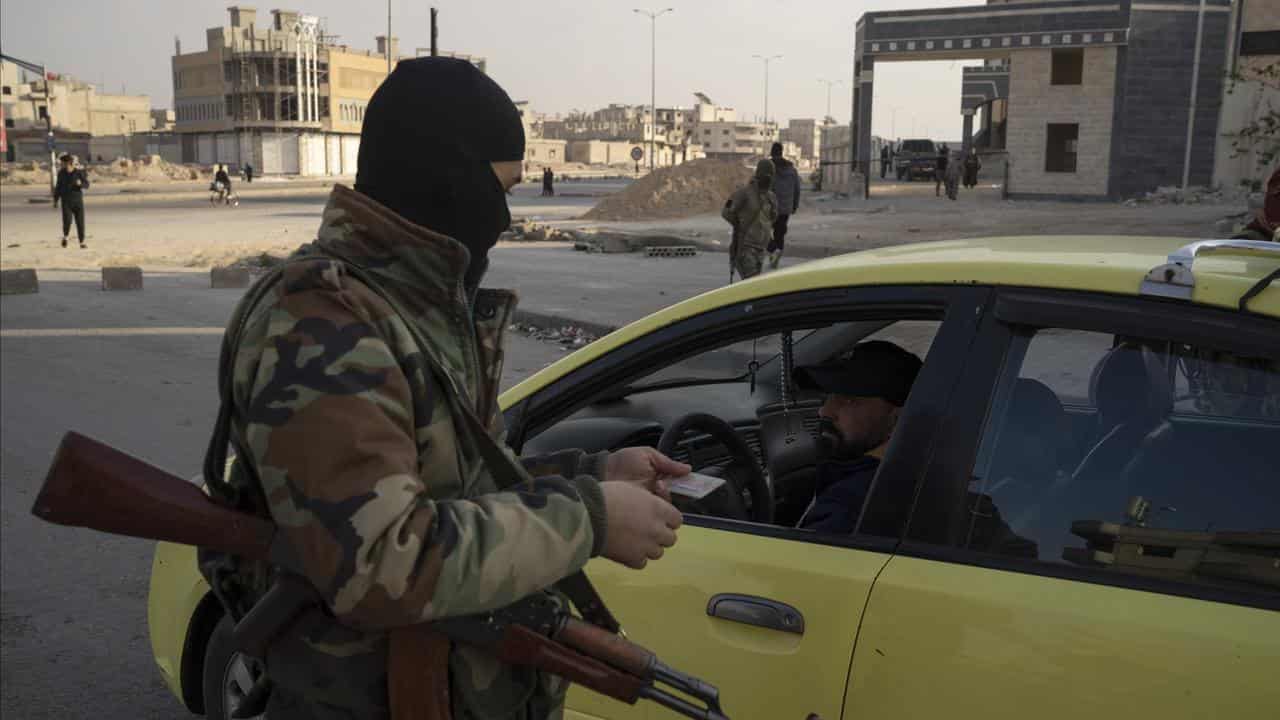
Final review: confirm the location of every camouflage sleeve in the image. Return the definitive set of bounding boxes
[721,188,741,226]
[240,287,603,630]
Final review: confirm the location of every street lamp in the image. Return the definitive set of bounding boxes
[634,7,673,172]
[753,54,782,153]
[818,78,843,121]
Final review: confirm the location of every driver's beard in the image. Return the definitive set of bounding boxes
[817,418,890,462]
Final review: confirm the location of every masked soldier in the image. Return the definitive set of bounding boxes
[208,57,689,720]
[722,159,778,280]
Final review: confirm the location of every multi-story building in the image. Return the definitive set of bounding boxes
[541,101,705,168]
[171,6,485,175]
[781,118,821,160]
[1,59,152,162]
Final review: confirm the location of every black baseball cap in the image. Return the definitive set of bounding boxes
[795,340,923,407]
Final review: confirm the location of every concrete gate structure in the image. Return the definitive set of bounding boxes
[852,0,1236,199]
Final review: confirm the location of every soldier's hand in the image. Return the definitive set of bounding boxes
[605,447,690,502]
[599,481,682,569]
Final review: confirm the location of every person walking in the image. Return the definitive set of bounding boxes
[945,150,962,201]
[244,162,254,183]
[767,143,801,269]
[542,166,555,196]
[203,57,688,720]
[935,143,950,197]
[880,145,890,180]
[722,158,778,280]
[963,150,981,189]
[52,154,90,248]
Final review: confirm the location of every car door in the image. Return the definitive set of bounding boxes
[844,288,1280,719]
[507,286,989,720]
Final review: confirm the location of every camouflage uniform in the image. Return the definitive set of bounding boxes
[722,161,778,280]
[226,185,611,719]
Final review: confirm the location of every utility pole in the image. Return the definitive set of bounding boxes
[386,0,392,73]
[818,78,843,120]
[430,8,438,56]
[753,54,782,154]
[634,8,673,172]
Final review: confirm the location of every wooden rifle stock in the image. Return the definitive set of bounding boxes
[32,432,730,720]
[31,431,275,562]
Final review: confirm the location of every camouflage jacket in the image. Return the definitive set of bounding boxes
[227,185,611,719]
[721,183,777,253]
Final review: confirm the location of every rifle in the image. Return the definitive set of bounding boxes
[31,431,728,720]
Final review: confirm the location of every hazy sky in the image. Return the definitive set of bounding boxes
[1,0,979,140]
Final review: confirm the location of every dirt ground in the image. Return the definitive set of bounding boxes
[0,178,1250,271]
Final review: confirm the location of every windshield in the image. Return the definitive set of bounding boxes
[900,140,936,153]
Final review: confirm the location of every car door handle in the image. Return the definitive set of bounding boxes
[706,593,805,635]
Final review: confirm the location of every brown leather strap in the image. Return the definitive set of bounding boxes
[389,625,452,720]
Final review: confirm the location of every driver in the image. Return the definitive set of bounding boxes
[793,341,920,534]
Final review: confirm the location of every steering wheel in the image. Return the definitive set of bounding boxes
[656,413,774,524]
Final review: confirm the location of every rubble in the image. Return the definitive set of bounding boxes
[581,159,752,221]
[1128,184,1250,207]
[1,156,208,185]
[508,321,599,350]
[501,220,574,243]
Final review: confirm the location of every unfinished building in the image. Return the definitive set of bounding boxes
[172,6,484,175]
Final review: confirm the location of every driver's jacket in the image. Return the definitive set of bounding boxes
[226,185,611,719]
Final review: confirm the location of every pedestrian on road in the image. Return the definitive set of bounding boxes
[963,150,981,189]
[945,150,962,201]
[542,166,555,196]
[935,143,950,197]
[244,162,254,183]
[722,158,778,281]
[880,145,890,179]
[52,153,89,248]
[206,57,687,720]
[767,142,800,269]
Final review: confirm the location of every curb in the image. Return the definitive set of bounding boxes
[1,268,39,295]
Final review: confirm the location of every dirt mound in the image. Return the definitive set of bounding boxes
[0,161,49,185]
[89,156,202,183]
[581,159,751,221]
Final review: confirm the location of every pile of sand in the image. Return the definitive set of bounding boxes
[0,161,49,185]
[89,156,202,183]
[0,156,206,185]
[581,159,751,221]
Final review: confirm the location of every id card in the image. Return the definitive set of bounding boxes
[668,472,727,500]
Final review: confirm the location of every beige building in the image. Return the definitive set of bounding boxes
[781,118,821,160]
[171,6,485,175]
[2,59,153,162]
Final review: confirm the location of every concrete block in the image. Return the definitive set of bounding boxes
[211,265,251,289]
[0,268,39,295]
[101,266,143,291]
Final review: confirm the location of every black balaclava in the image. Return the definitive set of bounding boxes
[354,57,525,290]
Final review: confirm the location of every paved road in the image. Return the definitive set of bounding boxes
[0,270,572,720]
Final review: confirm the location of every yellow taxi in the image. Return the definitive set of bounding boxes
[149,236,1280,719]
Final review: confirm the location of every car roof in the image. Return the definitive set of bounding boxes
[502,236,1279,403]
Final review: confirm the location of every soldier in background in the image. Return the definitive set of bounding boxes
[722,159,778,280]
[945,150,963,201]
[935,143,950,197]
[213,57,688,720]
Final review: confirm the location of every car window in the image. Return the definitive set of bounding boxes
[959,328,1280,594]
